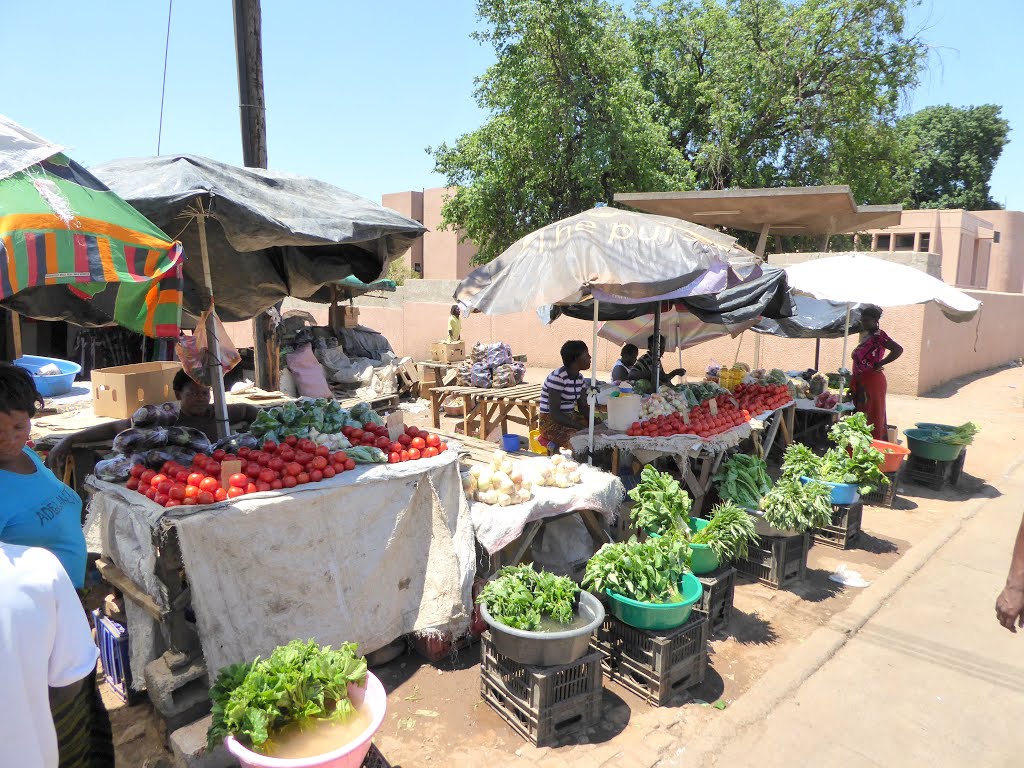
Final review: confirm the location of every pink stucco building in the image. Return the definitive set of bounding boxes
[382,187,477,280]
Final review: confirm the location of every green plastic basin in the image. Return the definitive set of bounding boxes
[904,428,964,462]
[914,422,956,434]
[606,572,704,630]
[687,518,721,574]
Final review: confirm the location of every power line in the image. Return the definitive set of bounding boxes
[156,0,174,155]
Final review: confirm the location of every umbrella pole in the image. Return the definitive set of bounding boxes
[838,303,851,405]
[197,211,231,440]
[653,304,662,391]
[587,299,599,464]
[814,338,821,371]
[677,325,683,382]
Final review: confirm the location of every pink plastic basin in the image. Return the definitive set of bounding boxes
[872,439,910,473]
[225,672,387,768]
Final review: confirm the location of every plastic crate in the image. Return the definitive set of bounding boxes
[811,502,863,550]
[591,613,708,706]
[694,566,736,635]
[362,744,391,768]
[90,609,137,704]
[735,533,810,589]
[863,470,900,508]
[903,450,967,491]
[479,632,602,746]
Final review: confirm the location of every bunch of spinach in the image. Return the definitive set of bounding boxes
[760,477,834,533]
[207,639,367,751]
[583,532,691,604]
[628,465,692,534]
[826,413,889,492]
[935,422,980,446]
[780,443,822,481]
[713,454,772,509]
[691,502,760,562]
[475,564,579,631]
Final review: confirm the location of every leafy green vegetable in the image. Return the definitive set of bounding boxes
[250,399,379,440]
[760,477,833,533]
[713,454,772,509]
[207,639,367,752]
[780,443,821,481]
[584,532,691,604]
[826,413,889,492]
[628,465,692,534]
[935,422,979,446]
[476,564,579,631]
[691,502,759,562]
[345,445,387,464]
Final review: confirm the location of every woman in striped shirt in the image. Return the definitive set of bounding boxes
[538,340,591,449]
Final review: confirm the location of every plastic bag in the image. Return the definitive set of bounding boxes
[470,362,492,389]
[131,402,179,428]
[176,302,241,388]
[286,343,333,398]
[94,455,135,482]
[112,427,169,455]
[212,433,261,453]
[166,426,211,453]
[141,446,196,469]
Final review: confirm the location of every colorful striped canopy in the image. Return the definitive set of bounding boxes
[0,117,183,338]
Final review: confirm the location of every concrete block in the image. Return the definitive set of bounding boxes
[169,715,234,768]
[144,656,211,729]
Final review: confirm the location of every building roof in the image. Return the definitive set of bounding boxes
[614,185,902,237]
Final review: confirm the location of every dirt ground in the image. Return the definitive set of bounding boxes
[97,363,1024,767]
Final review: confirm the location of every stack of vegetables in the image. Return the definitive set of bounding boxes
[931,422,979,446]
[584,531,692,604]
[628,394,750,439]
[733,383,793,416]
[464,450,533,506]
[529,454,583,488]
[712,454,773,510]
[249,399,380,448]
[476,565,579,630]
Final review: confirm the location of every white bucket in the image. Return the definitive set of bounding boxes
[606,394,642,432]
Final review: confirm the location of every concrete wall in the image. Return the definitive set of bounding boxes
[381,191,423,275]
[981,210,1024,293]
[421,187,477,280]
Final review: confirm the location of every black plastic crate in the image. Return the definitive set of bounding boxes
[479,632,603,746]
[694,566,736,635]
[735,532,810,589]
[592,613,708,706]
[362,744,391,768]
[903,450,967,491]
[812,502,863,550]
[863,471,900,508]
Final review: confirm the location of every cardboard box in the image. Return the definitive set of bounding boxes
[430,341,465,363]
[341,306,360,328]
[91,362,180,419]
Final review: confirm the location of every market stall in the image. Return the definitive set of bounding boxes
[430,382,543,436]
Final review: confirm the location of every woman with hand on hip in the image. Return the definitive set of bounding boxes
[850,306,903,441]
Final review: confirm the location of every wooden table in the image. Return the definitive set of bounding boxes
[430,382,543,439]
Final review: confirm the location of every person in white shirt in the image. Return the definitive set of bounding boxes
[0,542,99,768]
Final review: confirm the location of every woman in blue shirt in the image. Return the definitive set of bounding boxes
[0,364,86,588]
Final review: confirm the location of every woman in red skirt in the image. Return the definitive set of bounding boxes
[850,306,903,440]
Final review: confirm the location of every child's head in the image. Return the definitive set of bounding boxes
[560,340,591,371]
[621,344,639,366]
[450,304,461,317]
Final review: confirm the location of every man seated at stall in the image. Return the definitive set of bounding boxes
[611,344,638,383]
[46,370,262,472]
[538,341,591,450]
[628,335,686,387]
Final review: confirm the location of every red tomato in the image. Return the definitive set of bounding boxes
[270,479,284,490]
[411,437,426,450]
[229,473,248,488]
[187,472,204,487]
[192,454,209,467]
[197,490,215,505]
[256,481,272,492]
[400,450,410,462]
[310,456,327,470]
[282,475,298,488]
[361,435,377,446]
[425,433,441,448]
[315,445,330,458]
[263,458,282,475]
[243,464,260,479]
[239,447,253,458]
[156,480,173,495]
[322,466,335,479]
[278,449,295,463]
[310,469,323,482]
[145,487,158,500]
[296,439,314,454]
[331,451,348,464]
[296,472,310,485]
[183,497,197,505]
[286,462,303,477]
[227,486,245,499]
[212,449,227,461]
[199,477,220,494]
[407,447,421,461]
[438,442,448,453]
[423,447,438,458]
[398,434,412,447]
[205,462,221,476]
[350,429,365,443]
[375,436,392,450]
[185,485,200,499]
[214,488,228,502]
[258,468,276,483]
[165,499,182,508]
[130,464,147,479]
[284,436,299,447]
[293,451,311,465]
[344,459,355,471]
[154,493,170,506]
[262,440,278,453]
[150,473,168,487]
[247,483,258,494]
[389,452,401,464]
[169,485,186,501]
[405,426,419,438]
[126,477,140,491]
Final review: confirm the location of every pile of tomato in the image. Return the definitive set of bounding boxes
[733,383,792,415]
[125,424,449,508]
[341,424,448,464]
[626,395,751,439]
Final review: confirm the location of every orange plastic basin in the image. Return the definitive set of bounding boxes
[872,439,910,473]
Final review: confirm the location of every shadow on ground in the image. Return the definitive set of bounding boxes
[791,568,845,603]
[728,609,779,646]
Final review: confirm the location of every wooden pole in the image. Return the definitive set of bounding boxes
[232,0,279,391]
[11,311,23,359]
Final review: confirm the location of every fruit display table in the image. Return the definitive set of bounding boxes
[85,449,475,681]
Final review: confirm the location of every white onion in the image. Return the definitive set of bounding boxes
[497,493,513,507]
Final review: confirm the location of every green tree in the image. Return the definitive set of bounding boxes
[633,0,925,202]
[898,104,1010,210]
[430,0,692,262]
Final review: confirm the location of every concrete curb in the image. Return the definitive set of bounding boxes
[657,452,1024,768]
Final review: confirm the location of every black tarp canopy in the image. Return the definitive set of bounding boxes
[752,295,866,338]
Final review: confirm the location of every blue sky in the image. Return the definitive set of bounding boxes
[2,0,1019,209]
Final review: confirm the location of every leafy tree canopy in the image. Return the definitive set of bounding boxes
[898,104,1010,210]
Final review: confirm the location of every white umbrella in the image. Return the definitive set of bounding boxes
[784,253,982,397]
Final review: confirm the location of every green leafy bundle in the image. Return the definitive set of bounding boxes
[691,502,760,562]
[760,477,833,534]
[713,454,772,509]
[827,413,889,492]
[250,399,358,441]
[476,564,580,631]
[780,443,822,481]
[583,532,690,604]
[207,639,367,752]
[935,422,980,446]
[628,465,692,534]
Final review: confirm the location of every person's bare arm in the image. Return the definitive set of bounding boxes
[46,419,131,471]
[996,511,1024,633]
[879,339,903,368]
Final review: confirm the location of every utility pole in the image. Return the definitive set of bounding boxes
[232,0,280,390]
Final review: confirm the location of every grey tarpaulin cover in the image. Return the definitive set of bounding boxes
[73,155,428,322]
[753,295,866,338]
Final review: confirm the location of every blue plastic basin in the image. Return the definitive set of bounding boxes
[800,476,859,505]
[501,434,521,452]
[14,355,82,397]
